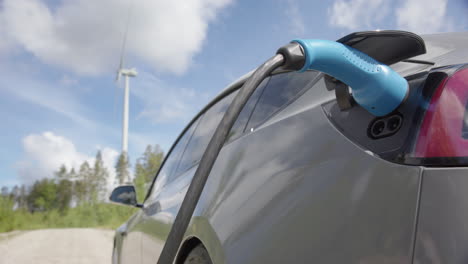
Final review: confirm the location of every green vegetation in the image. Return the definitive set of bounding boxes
[115,152,131,185]
[0,144,164,233]
[134,145,164,202]
[0,199,137,232]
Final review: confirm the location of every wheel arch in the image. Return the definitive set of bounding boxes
[175,216,225,264]
[175,236,204,264]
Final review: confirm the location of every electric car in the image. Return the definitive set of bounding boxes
[110,30,468,264]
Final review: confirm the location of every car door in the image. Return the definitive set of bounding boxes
[119,211,144,264]
[139,91,243,264]
[137,116,199,264]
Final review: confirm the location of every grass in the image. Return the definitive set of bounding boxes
[0,202,138,233]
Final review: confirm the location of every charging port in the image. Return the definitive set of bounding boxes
[368,114,403,139]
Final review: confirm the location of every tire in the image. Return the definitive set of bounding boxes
[183,245,213,264]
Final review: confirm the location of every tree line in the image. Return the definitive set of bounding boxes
[0,144,164,230]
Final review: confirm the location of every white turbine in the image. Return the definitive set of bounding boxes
[115,1,136,158]
[116,67,137,155]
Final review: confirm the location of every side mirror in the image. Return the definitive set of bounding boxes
[109,185,142,207]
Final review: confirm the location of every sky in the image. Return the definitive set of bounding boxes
[0,0,467,189]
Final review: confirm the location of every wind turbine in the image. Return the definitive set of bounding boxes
[116,65,137,156]
[115,2,136,159]
[113,1,136,185]
[114,47,137,185]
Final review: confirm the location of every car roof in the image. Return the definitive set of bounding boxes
[391,31,468,75]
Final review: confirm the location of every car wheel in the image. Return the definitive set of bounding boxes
[183,245,213,264]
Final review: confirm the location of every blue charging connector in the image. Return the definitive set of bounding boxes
[291,39,408,116]
[158,38,411,264]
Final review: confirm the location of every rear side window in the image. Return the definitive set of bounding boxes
[175,91,237,175]
[246,71,319,130]
[147,118,199,199]
[164,119,198,181]
[227,77,270,142]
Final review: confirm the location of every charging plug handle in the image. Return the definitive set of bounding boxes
[276,42,306,71]
[288,39,408,116]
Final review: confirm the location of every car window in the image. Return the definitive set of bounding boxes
[174,91,238,176]
[246,71,319,130]
[227,77,270,142]
[147,118,200,200]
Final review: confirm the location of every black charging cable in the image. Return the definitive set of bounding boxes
[157,44,305,264]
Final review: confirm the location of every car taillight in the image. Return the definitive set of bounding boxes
[414,67,468,158]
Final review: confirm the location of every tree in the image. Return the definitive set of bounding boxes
[18,185,27,209]
[79,161,92,180]
[10,185,19,208]
[115,152,130,185]
[91,151,109,202]
[140,145,164,182]
[1,186,8,197]
[56,179,72,212]
[54,164,68,181]
[133,167,146,202]
[69,168,77,179]
[134,145,164,201]
[76,161,93,203]
[53,165,73,210]
[73,180,87,206]
[0,186,13,213]
[27,179,57,212]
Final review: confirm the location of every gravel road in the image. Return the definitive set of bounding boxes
[0,228,114,264]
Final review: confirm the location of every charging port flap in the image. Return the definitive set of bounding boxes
[337,30,427,65]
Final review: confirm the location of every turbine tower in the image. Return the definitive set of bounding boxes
[117,68,137,155]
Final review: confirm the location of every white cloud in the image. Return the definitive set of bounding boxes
[285,0,305,36]
[0,0,232,75]
[0,14,14,55]
[18,132,89,182]
[396,0,452,33]
[328,0,456,34]
[328,0,390,30]
[17,132,119,189]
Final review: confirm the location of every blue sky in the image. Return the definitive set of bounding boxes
[0,0,467,189]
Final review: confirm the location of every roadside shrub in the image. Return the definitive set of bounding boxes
[0,197,137,233]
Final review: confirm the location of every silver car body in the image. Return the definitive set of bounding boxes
[113,32,468,264]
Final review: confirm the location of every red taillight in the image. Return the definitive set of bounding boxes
[415,68,468,158]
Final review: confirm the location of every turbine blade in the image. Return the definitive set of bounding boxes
[113,71,122,125]
[115,70,121,83]
[116,1,134,73]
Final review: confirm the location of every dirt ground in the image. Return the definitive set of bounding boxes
[0,228,114,264]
